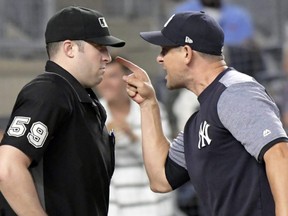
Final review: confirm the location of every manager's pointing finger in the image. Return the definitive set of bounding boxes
[115,56,150,82]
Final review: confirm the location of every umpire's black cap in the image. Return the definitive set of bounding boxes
[140,11,224,56]
[45,6,125,47]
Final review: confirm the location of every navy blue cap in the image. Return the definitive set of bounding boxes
[45,6,125,47]
[140,11,224,55]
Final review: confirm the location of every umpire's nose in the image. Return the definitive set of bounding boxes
[102,47,112,63]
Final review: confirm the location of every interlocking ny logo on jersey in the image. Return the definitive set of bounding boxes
[198,121,212,149]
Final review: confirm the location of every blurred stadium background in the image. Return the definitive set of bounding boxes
[0,0,287,125]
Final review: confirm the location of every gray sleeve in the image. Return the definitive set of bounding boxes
[218,82,288,161]
[168,131,187,169]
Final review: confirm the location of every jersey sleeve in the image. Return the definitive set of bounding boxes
[165,132,190,189]
[1,80,71,164]
[218,82,288,162]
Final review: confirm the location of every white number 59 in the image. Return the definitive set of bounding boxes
[7,116,49,148]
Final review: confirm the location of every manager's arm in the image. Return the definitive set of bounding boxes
[140,97,172,192]
[264,142,288,216]
[117,57,172,192]
[0,145,47,216]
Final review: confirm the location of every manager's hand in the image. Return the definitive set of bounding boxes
[116,56,156,106]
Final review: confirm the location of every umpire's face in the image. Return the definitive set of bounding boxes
[75,41,112,88]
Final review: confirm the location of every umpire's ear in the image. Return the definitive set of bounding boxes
[62,40,75,58]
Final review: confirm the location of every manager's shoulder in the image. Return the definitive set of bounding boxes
[219,69,259,88]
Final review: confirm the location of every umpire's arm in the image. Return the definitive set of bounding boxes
[264,141,288,216]
[0,145,47,216]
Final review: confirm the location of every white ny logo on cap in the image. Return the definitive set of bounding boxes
[99,17,108,28]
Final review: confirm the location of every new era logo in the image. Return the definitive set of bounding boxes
[263,129,271,137]
[185,36,193,44]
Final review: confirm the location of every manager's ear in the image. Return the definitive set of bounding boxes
[183,45,193,64]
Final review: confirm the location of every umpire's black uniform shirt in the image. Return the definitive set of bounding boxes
[0,61,115,215]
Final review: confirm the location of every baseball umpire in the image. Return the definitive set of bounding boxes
[118,11,288,216]
[0,6,125,215]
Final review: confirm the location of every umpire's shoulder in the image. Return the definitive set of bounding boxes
[19,72,72,105]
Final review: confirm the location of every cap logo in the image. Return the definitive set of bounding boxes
[164,14,175,27]
[185,36,193,44]
[98,17,108,28]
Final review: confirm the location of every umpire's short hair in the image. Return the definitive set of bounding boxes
[46,41,62,59]
[46,40,84,59]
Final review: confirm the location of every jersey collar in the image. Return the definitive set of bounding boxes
[45,60,94,103]
[198,67,232,104]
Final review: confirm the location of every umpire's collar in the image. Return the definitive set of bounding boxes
[44,60,97,103]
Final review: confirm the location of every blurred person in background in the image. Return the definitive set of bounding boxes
[96,57,176,216]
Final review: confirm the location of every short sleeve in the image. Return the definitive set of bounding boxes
[169,131,187,169]
[165,132,190,189]
[218,82,288,162]
[1,80,71,164]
